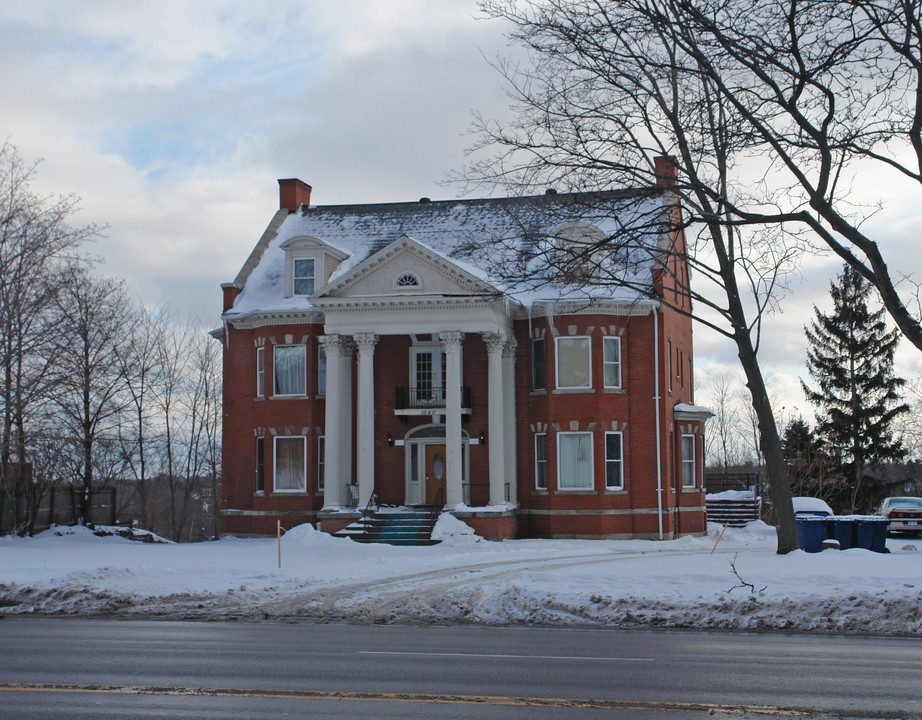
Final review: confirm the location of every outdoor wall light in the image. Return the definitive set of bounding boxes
[386,433,393,447]
[479,431,486,445]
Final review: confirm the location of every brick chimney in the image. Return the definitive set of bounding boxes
[278,178,312,212]
[653,156,678,187]
[221,282,241,312]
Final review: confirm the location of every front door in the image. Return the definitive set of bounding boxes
[425,444,447,505]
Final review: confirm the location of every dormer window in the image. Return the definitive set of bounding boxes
[281,235,347,299]
[554,222,606,286]
[293,258,315,296]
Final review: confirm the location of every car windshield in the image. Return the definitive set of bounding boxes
[889,497,922,508]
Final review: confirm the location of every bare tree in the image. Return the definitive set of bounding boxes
[702,369,745,471]
[0,142,99,534]
[469,0,805,550]
[116,305,165,530]
[51,266,131,524]
[647,0,922,351]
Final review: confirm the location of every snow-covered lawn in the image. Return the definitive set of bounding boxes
[2,518,921,635]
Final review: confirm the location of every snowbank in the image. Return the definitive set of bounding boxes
[2,521,921,635]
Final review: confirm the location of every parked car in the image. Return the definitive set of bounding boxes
[874,496,922,535]
[792,496,834,517]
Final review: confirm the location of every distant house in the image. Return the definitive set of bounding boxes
[218,164,711,539]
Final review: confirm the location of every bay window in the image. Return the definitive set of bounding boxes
[557,432,593,489]
[274,436,306,492]
[273,344,306,396]
[555,336,591,389]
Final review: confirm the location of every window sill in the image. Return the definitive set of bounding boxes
[270,491,309,496]
[270,394,308,400]
[254,396,265,401]
[552,388,596,395]
[604,488,627,494]
[532,489,548,495]
[555,489,596,494]
[602,387,625,394]
[530,389,547,396]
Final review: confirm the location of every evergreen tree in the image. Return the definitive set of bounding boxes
[802,266,909,513]
[782,417,844,502]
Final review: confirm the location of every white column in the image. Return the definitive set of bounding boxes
[318,335,343,508]
[483,332,507,506]
[354,333,379,508]
[503,338,518,504]
[440,331,465,506]
[338,338,354,495]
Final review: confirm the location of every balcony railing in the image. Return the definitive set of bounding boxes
[394,386,471,413]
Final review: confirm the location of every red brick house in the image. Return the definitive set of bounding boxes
[218,170,711,539]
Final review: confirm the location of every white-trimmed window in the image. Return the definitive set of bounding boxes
[603,337,622,389]
[395,272,420,288]
[274,344,306,396]
[555,336,591,389]
[274,436,306,492]
[317,435,325,491]
[605,431,624,489]
[411,346,447,403]
[256,346,265,396]
[256,437,265,492]
[293,258,315,296]
[682,434,696,488]
[318,344,326,395]
[557,432,593,489]
[532,338,546,390]
[535,433,547,489]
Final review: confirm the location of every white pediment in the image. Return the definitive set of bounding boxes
[311,235,500,304]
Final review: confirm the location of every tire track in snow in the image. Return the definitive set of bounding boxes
[253,548,718,623]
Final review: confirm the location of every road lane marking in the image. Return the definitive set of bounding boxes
[360,650,655,662]
[0,682,829,716]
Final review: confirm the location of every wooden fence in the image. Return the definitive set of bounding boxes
[0,486,116,535]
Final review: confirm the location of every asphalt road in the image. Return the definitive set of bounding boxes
[0,618,919,719]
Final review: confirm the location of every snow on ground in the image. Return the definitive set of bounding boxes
[2,520,921,635]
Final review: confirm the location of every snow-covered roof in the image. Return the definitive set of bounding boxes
[225,189,668,321]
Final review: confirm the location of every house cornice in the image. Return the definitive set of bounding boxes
[524,298,660,319]
[226,310,325,329]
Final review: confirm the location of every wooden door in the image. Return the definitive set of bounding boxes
[425,444,447,505]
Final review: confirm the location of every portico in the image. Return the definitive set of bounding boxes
[310,236,520,512]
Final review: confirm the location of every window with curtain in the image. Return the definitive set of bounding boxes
[605,432,623,489]
[603,337,622,389]
[293,257,315,296]
[274,436,306,492]
[557,432,593,489]
[535,433,547,489]
[556,336,591,389]
[682,434,696,488]
[274,344,306,396]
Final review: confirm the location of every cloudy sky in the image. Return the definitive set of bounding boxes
[2,0,921,419]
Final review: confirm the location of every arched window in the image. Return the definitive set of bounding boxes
[395,272,421,288]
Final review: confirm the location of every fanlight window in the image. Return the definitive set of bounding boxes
[395,272,421,288]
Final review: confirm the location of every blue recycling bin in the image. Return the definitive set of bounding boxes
[796,516,827,553]
[825,516,856,550]
[854,516,890,553]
